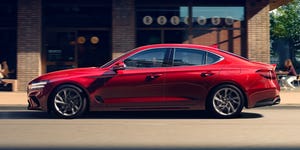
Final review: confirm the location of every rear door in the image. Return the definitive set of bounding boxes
[164,48,222,107]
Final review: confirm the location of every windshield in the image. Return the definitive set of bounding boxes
[100,48,137,68]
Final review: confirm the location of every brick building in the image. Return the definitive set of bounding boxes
[0,0,291,91]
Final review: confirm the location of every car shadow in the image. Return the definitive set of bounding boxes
[0,146,299,150]
[0,107,263,119]
[80,110,263,119]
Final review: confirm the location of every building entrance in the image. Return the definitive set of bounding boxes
[44,30,111,73]
[77,30,111,68]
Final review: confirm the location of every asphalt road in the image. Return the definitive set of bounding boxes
[1,105,300,150]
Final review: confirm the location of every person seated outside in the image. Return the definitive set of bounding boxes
[0,60,9,86]
[279,59,297,90]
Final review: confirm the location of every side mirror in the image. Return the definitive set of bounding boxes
[112,62,126,71]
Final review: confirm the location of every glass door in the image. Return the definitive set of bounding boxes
[77,30,111,68]
[44,30,111,73]
[44,31,77,73]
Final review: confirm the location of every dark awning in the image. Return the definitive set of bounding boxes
[269,0,292,10]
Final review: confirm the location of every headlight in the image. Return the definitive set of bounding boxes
[28,81,48,90]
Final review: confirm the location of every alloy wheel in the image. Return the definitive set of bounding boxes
[53,86,86,118]
[210,85,244,118]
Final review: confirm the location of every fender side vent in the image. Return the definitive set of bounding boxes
[95,96,104,103]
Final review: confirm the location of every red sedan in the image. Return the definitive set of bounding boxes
[27,44,280,119]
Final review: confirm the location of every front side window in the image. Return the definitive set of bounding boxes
[173,48,205,66]
[124,48,168,68]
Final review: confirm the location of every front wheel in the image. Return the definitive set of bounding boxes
[207,84,244,118]
[50,85,87,119]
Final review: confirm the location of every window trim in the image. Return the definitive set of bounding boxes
[169,48,224,67]
[123,48,172,70]
[205,51,224,65]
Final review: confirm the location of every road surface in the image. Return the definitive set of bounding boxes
[0,105,300,150]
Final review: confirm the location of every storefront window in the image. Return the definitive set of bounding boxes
[191,6,244,54]
[137,30,161,46]
[136,6,189,46]
[136,6,188,28]
[292,39,300,69]
[46,32,76,62]
[136,3,245,55]
[43,0,111,27]
[192,7,244,28]
[0,1,16,27]
[0,0,17,79]
[43,0,112,72]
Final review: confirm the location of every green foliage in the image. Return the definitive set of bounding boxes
[270,0,300,41]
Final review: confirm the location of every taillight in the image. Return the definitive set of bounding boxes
[256,69,276,79]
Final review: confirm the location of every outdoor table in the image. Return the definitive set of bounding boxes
[276,71,288,86]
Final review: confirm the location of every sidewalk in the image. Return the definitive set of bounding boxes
[0,92,27,106]
[0,88,299,106]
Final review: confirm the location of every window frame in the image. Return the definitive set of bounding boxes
[169,48,223,67]
[123,48,172,69]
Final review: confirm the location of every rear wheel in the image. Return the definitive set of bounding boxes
[207,84,244,118]
[50,85,87,119]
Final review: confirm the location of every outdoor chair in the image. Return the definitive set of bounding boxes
[294,74,300,86]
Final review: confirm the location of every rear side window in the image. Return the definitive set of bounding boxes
[206,52,222,64]
[172,48,222,66]
[173,48,205,66]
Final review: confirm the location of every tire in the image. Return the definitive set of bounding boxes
[207,84,244,118]
[50,84,87,119]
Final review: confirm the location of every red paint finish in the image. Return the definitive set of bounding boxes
[27,44,280,118]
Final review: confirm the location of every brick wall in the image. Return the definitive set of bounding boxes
[246,0,270,63]
[112,0,136,58]
[17,0,42,91]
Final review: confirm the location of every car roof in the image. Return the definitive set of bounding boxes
[138,43,218,51]
[136,44,239,58]
[102,44,250,68]
[137,44,250,63]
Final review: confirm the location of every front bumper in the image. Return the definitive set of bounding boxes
[27,89,50,111]
[28,95,42,110]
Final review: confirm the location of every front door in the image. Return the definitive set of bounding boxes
[95,48,170,107]
[99,68,166,107]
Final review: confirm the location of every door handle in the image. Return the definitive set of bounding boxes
[201,72,214,77]
[148,74,162,79]
[146,74,162,80]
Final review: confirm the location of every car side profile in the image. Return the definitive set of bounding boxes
[27,44,280,119]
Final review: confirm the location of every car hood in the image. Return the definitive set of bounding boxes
[30,67,110,83]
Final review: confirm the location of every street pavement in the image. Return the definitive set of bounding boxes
[1,104,300,149]
[0,87,300,106]
[1,88,300,150]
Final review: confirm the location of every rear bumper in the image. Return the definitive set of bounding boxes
[247,87,280,108]
[254,96,280,107]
